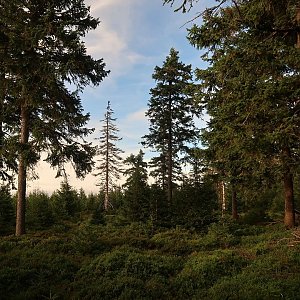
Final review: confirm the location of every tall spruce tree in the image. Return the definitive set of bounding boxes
[171,0,300,227]
[94,101,123,211]
[142,48,198,206]
[0,0,109,235]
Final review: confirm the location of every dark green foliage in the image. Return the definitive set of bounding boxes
[205,246,300,300]
[0,221,299,299]
[123,150,150,222]
[142,48,199,206]
[51,181,80,220]
[84,193,100,212]
[90,204,106,225]
[187,0,300,227]
[75,246,182,299]
[1,221,299,299]
[1,0,109,235]
[148,183,169,226]
[26,191,54,230]
[173,250,248,298]
[0,186,15,235]
[172,180,219,229]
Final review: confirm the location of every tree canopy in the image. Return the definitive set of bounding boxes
[0,0,109,234]
[185,0,300,227]
[142,48,199,205]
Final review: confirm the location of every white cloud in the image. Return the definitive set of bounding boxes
[119,109,148,140]
[125,109,147,122]
[84,0,145,78]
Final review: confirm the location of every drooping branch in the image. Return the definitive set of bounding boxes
[163,0,195,13]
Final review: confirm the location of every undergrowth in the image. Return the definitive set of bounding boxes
[0,221,299,299]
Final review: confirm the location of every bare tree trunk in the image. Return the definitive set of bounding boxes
[0,54,6,176]
[167,147,173,207]
[296,8,300,48]
[231,184,238,220]
[0,73,4,167]
[104,112,109,211]
[220,181,226,216]
[282,147,295,228]
[283,172,295,228]
[16,104,29,236]
[167,94,173,207]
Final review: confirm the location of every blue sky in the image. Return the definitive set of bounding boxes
[28,0,210,193]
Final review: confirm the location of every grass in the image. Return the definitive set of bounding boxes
[0,221,299,299]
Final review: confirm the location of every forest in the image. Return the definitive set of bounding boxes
[0,0,300,299]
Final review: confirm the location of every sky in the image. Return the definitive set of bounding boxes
[27,0,211,194]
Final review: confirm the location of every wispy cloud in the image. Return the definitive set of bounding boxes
[84,0,145,78]
[120,109,148,140]
[125,109,147,122]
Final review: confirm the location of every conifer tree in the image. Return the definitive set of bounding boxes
[0,185,15,234]
[0,0,109,235]
[176,0,300,227]
[142,48,198,206]
[123,150,150,222]
[94,101,124,211]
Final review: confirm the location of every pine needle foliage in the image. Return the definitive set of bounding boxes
[185,0,300,227]
[142,48,199,206]
[0,0,109,235]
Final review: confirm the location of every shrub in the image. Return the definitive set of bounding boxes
[173,250,248,298]
[151,228,199,255]
[75,246,182,299]
[198,220,239,249]
[205,243,300,300]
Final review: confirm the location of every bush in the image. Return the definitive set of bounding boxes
[198,219,240,249]
[75,246,182,299]
[173,250,248,298]
[151,228,200,255]
[205,245,300,300]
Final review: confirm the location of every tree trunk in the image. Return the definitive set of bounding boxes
[0,60,6,175]
[104,111,109,211]
[282,147,295,228]
[0,76,4,167]
[231,184,238,220]
[167,93,173,206]
[283,172,295,228]
[219,181,226,217]
[167,148,172,206]
[296,8,300,48]
[283,173,295,229]
[16,104,29,236]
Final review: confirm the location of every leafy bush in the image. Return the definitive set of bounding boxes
[198,220,240,249]
[173,250,248,298]
[205,245,300,300]
[151,228,200,255]
[75,246,182,299]
[0,220,299,300]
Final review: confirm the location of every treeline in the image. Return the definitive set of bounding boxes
[1,171,299,236]
[0,176,218,235]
